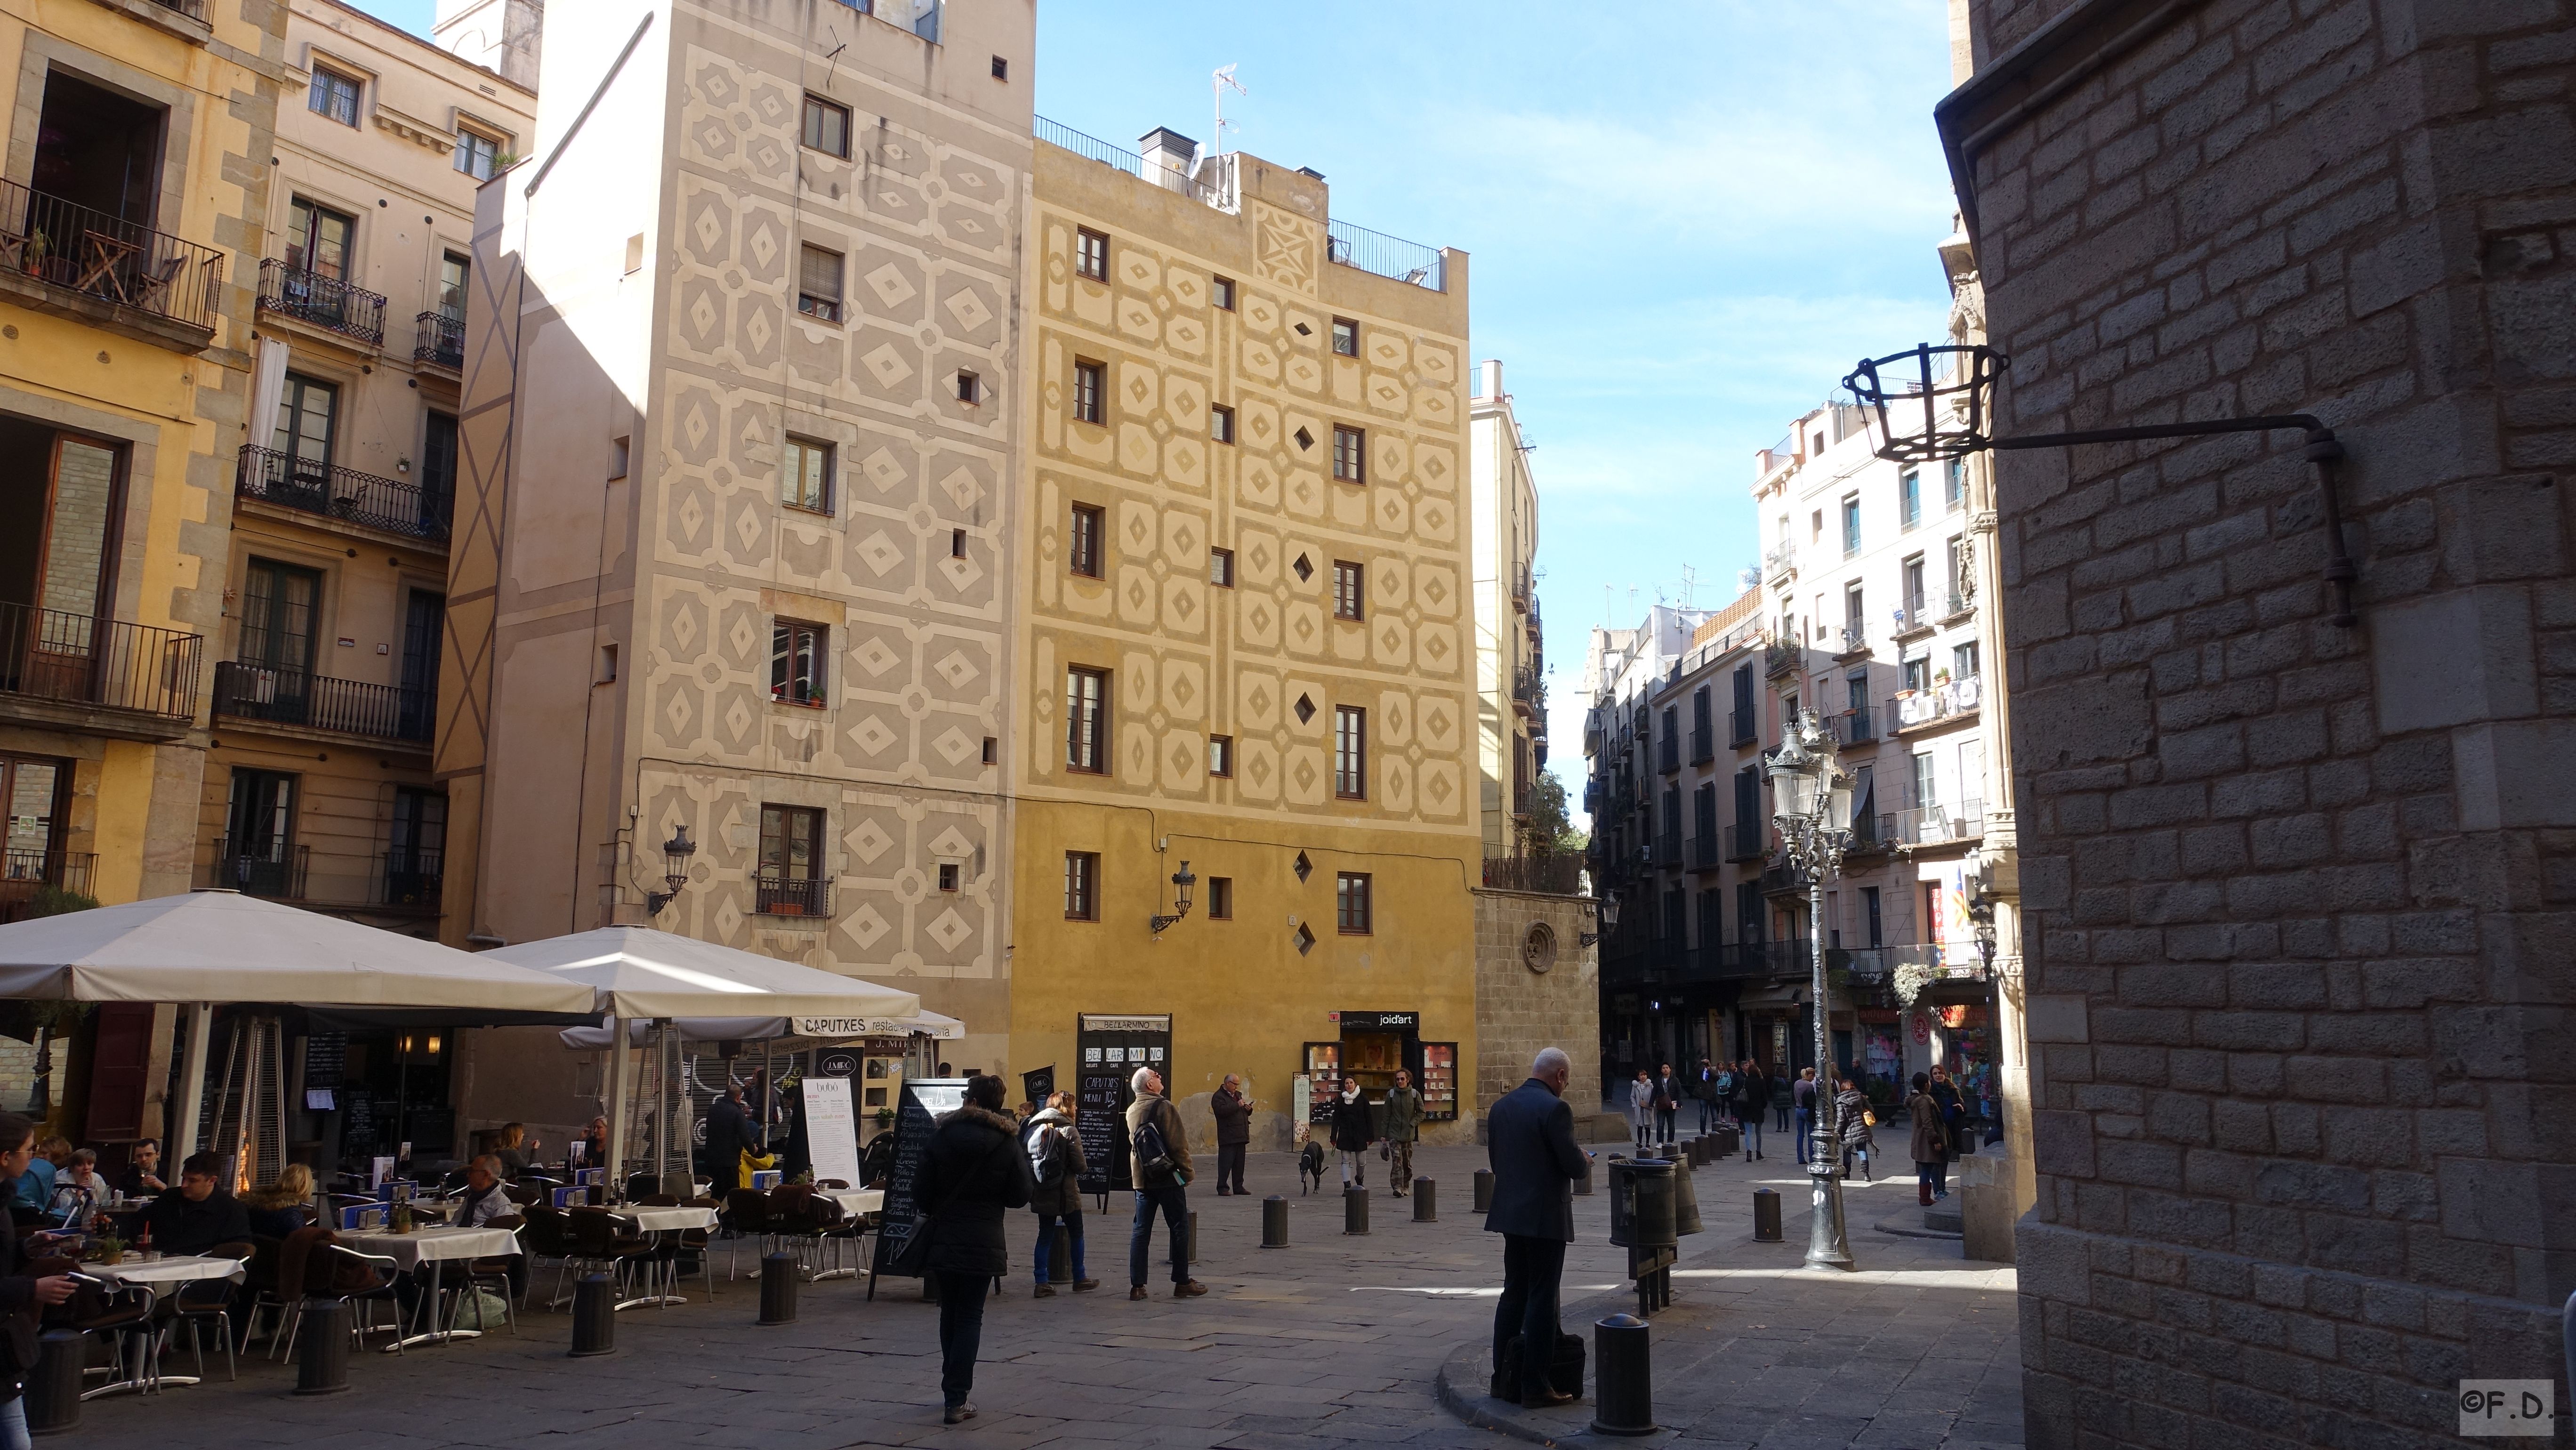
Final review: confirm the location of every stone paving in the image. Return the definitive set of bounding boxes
[64,1134,2020,1450]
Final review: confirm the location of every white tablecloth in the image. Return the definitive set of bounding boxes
[627,1206,716,1232]
[820,1189,882,1217]
[87,1254,244,1287]
[338,1226,520,1268]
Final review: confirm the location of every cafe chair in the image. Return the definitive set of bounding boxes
[65,1273,160,1398]
[564,1207,657,1305]
[452,1214,522,1335]
[281,1243,407,1359]
[159,1241,253,1382]
[719,1189,778,1281]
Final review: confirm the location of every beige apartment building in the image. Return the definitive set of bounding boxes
[1467,359,1544,858]
[443,0,1029,1119]
[197,0,531,934]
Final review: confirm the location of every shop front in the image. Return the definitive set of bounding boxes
[1302,1010,1457,1137]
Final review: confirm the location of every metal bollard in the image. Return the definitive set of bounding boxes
[24,1329,80,1433]
[759,1251,799,1324]
[1188,1208,1199,1265]
[295,1297,352,1394]
[1344,1184,1369,1235]
[1050,1223,1073,1284]
[1473,1167,1494,1212]
[1753,1187,1782,1242]
[569,1273,616,1357]
[1413,1176,1436,1222]
[1575,1152,1594,1195]
[1261,1194,1289,1248]
[1590,1313,1658,1436]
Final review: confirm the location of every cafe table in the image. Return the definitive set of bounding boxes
[80,1254,247,1395]
[336,1224,521,1350]
[613,1203,716,1310]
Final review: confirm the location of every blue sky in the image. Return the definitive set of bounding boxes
[354,0,1962,822]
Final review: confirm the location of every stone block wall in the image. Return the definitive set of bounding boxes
[1472,888,1600,1115]
[1946,1,2576,1445]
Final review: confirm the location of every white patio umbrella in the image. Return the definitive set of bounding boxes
[481,928,920,1192]
[0,890,598,1156]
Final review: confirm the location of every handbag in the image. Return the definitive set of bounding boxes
[889,1128,1014,1277]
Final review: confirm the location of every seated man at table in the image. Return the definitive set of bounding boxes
[137,1151,252,1255]
[454,1156,516,1227]
[118,1139,167,1198]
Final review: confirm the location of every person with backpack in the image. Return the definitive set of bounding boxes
[911,1074,1037,1425]
[1124,1067,1207,1300]
[1732,1062,1768,1160]
[1022,1092,1097,1297]
[1713,1061,1738,1128]
[1330,1075,1375,1187]
[1381,1069,1425,1197]
[1694,1057,1719,1135]
[1210,1075,1251,1195]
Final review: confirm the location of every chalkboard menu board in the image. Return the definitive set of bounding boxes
[866,1078,965,1293]
[339,1088,378,1159]
[1075,1015,1169,1195]
[303,1032,346,1089]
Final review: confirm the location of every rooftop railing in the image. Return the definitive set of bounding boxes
[1326,218,1444,290]
[0,178,224,331]
[0,602,201,722]
[1034,118,1237,209]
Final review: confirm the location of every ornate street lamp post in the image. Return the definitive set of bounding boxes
[1768,707,1858,1272]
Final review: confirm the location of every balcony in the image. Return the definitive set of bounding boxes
[1940,589,1974,624]
[1512,666,1543,719]
[1762,859,1812,897]
[1729,707,1756,749]
[204,836,309,899]
[0,849,97,922]
[1656,734,1679,775]
[414,309,464,371]
[380,847,443,912]
[1724,822,1767,862]
[1510,563,1531,614]
[1763,640,1802,679]
[1686,833,1720,873]
[1840,709,1876,748]
[1325,218,1445,290]
[1650,831,1681,870]
[0,602,202,734]
[236,445,454,544]
[257,259,386,347]
[1762,542,1797,584]
[1892,596,1935,641]
[212,661,433,745]
[1832,624,1870,660]
[755,874,833,918]
[1481,854,1586,895]
[1880,798,1986,848]
[1689,725,1713,765]
[0,178,225,344]
[1886,675,1983,734]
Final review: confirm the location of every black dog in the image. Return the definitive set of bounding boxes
[1298,1139,1327,1195]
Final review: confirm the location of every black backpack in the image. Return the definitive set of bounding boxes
[1133,1112,1179,1190]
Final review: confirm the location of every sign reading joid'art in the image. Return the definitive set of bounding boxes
[866,1078,966,1287]
[801,1075,863,1191]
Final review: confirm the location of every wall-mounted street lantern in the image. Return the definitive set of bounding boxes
[645,826,697,916]
[1579,890,1619,949]
[1149,860,1197,935]
[1845,343,2359,626]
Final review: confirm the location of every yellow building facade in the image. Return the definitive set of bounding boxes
[1011,131,1479,1149]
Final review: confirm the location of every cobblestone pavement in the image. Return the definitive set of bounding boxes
[66,1135,2020,1450]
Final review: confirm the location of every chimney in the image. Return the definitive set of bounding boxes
[1481,360,1503,400]
[1138,128,1199,192]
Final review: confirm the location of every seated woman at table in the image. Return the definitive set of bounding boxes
[493,1124,537,1179]
[240,1162,314,1239]
[117,1139,166,1198]
[577,1117,609,1173]
[136,1151,252,1255]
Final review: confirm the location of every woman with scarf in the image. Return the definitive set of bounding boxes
[1329,1075,1374,1189]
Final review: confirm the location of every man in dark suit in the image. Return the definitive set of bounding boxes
[1483,1046,1590,1408]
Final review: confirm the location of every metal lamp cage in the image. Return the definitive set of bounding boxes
[1842,343,2006,463]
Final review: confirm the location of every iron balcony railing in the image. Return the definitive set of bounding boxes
[1762,542,1797,582]
[236,445,453,543]
[205,836,309,899]
[1724,823,1767,862]
[0,178,225,331]
[1326,218,1444,290]
[1033,117,1237,209]
[1763,640,1802,677]
[0,602,202,722]
[1656,733,1679,775]
[414,309,463,370]
[1942,589,1973,620]
[1729,707,1756,749]
[1763,859,1811,896]
[1841,709,1876,747]
[212,661,434,743]
[1886,675,1983,733]
[147,0,208,16]
[1512,666,1543,716]
[1,848,92,894]
[755,874,832,918]
[1686,833,1720,873]
[1835,624,1869,656]
[1897,593,1929,631]
[380,847,442,911]
[1650,831,1682,869]
[257,259,386,346]
[1689,724,1713,765]
[1481,854,1585,895]
[1511,563,1531,610]
[1880,799,1987,847]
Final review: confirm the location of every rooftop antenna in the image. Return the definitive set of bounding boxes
[1213,65,1247,155]
[1679,564,1699,609]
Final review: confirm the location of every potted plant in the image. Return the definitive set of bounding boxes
[1934,669,1951,687]
[93,1233,124,1266]
[22,229,48,275]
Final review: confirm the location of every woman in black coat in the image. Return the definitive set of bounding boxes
[911,1075,1037,1425]
[0,1112,76,1445]
[1732,1063,1769,1161]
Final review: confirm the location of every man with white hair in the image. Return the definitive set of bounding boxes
[1122,1066,1207,1300]
[1483,1046,1589,1408]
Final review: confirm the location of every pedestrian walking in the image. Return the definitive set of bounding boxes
[1652,1063,1682,1148]
[1713,1061,1738,1128]
[1210,1075,1252,1196]
[702,1083,761,1197]
[1125,1067,1207,1299]
[1773,1069,1795,1134]
[912,1073,1037,1425]
[1928,1063,1965,1152]
[1733,1062,1768,1160]
[1484,1047,1587,1410]
[1382,1069,1424,1195]
[1793,1068,1818,1164]
[1694,1057,1719,1135]
[1626,1070,1655,1151]
[1833,1072,1875,1182]
[1909,1071,1952,1204]
[1022,1091,1098,1296]
[1330,1075,1375,1188]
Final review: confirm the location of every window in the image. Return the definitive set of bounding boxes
[757,805,825,914]
[1861,886,1883,949]
[1913,751,1939,809]
[1810,509,1823,541]
[1954,641,1981,679]
[1068,503,1103,578]
[1903,556,1926,620]
[438,251,469,318]
[990,55,1008,80]
[1330,317,1359,357]
[939,862,961,892]
[223,769,299,896]
[1899,468,1921,529]
[1072,359,1104,424]
[309,66,361,126]
[285,198,354,281]
[1336,871,1372,933]
[1844,584,1864,634]
[596,644,618,684]
[1065,666,1108,772]
[454,128,501,181]
[980,736,996,764]
[1333,705,1367,799]
[1206,876,1233,919]
[951,528,967,559]
[1211,275,1235,310]
[625,234,644,274]
[272,373,338,482]
[797,245,843,322]
[783,436,832,513]
[956,370,980,403]
[1841,495,1861,556]
[239,559,321,675]
[1208,547,1234,587]
[1074,227,1109,282]
[1332,425,1365,483]
[1064,852,1098,920]
[1208,734,1233,777]
[770,620,826,706]
[609,435,629,480]
[1944,456,1966,512]
[1210,403,1235,443]
[1332,560,1364,620]
[802,94,851,157]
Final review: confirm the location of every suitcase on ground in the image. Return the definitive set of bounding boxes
[1492,1329,1585,1400]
